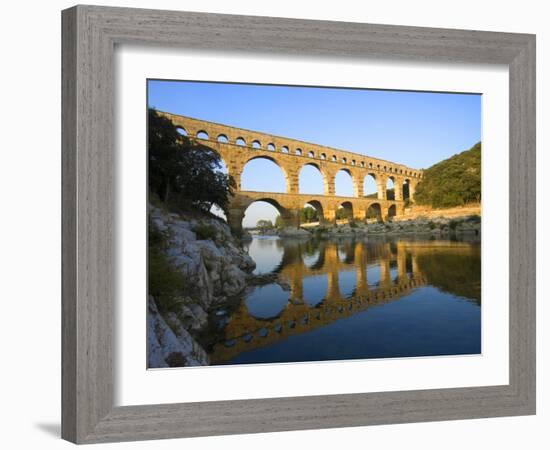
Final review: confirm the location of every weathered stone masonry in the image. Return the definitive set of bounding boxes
[159,111,423,233]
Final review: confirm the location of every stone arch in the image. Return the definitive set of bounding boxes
[251,139,261,149]
[363,173,377,197]
[176,126,187,137]
[196,130,209,140]
[337,201,354,221]
[217,133,228,143]
[295,148,302,156]
[239,199,289,235]
[388,204,397,219]
[281,145,289,153]
[235,137,246,146]
[304,199,325,224]
[320,153,326,160]
[298,162,325,195]
[240,156,288,193]
[334,169,354,197]
[267,143,276,151]
[386,176,395,200]
[366,202,382,222]
[307,150,315,158]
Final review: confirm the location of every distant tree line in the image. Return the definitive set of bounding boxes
[414,142,481,208]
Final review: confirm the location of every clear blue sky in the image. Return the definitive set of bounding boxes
[148,80,481,226]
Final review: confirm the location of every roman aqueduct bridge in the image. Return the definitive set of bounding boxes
[159,111,423,232]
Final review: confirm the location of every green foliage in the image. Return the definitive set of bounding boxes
[414,142,481,208]
[194,222,217,241]
[449,220,459,230]
[148,108,234,213]
[148,220,187,312]
[300,206,319,223]
[336,207,352,220]
[256,219,274,232]
[274,215,284,228]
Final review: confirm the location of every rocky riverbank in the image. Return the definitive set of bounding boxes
[310,215,481,238]
[249,214,481,239]
[147,205,256,368]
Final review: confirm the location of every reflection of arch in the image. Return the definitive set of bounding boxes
[388,204,397,218]
[299,163,325,195]
[241,156,288,193]
[366,203,382,222]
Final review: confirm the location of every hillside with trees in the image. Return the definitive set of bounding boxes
[414,142,481,208]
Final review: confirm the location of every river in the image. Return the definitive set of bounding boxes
[206,235,481,365]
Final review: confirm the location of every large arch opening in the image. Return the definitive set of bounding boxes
[366,203,382,223]
[241,157,287,193]
[336,201,353,222]
[299,163,324,195]
[403,179,411,201]
[242,199,285,231]
[363,173,378,198]
[386,176,395,200]
[301,200,324,226]
[388,204,397,219]
[334,169,354,197]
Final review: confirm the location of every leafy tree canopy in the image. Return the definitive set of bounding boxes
[414,142,481,208]
[148,108,234,213]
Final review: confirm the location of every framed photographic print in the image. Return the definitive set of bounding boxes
[62,5,536,444]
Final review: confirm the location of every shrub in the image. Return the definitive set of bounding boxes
[194,222,217,241]
[148,220,187,312]
[449,220,459,230]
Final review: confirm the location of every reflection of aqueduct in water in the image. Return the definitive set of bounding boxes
[159,112,423,233]
[210,240,430,363]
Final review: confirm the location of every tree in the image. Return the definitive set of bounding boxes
[300,206,319,223]
[336,207,352,220]
[275,215,284,228]
[256,219,274,232]
[148,108,234,213]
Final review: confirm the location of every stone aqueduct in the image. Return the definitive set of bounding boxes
[159,111,424,232]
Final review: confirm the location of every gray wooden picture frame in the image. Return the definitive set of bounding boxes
[61,4,536,444]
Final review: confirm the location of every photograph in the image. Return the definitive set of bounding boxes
[146,80,482,368]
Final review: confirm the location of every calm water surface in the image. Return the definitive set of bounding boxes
[206,235,481,365]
